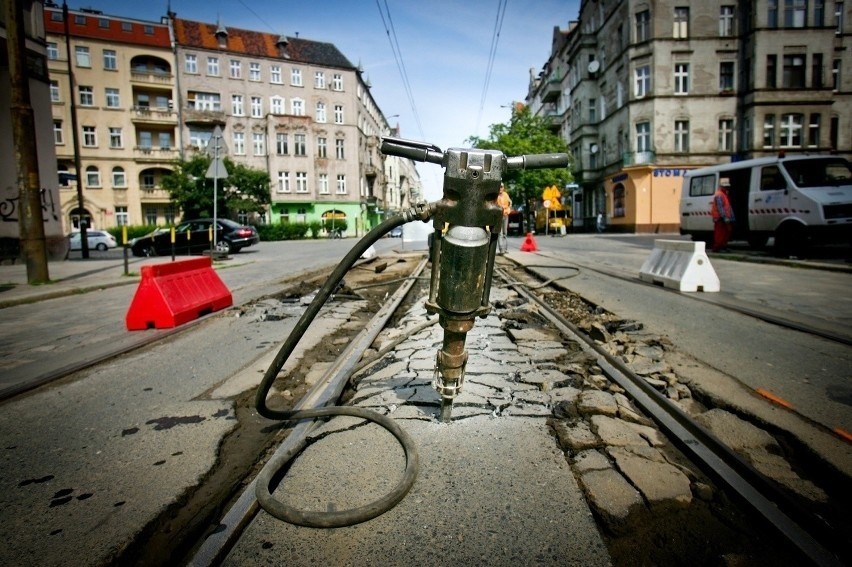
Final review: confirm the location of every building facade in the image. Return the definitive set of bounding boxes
[527,0,851,233]
[45,4,178,232]
[40,5,419,236]
[1,0,65,257]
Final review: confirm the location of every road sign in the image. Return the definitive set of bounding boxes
[205,158,229,180]
[204,125,228,156]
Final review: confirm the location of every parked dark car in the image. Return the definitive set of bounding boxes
[129,218,259,257]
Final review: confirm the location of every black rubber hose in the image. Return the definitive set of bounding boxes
[254,209,430,528]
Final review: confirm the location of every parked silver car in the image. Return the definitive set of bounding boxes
[68,230,117,251]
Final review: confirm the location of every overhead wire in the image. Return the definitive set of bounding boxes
[474,0,509,136]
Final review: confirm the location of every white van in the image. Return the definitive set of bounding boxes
[680,155,852,254]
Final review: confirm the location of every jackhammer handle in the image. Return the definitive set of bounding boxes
[506,153,570,170]
[380,137,444,165]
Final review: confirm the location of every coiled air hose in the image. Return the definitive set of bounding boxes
[254,206,432,528]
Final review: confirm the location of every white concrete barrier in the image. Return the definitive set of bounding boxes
[639,239,720,292]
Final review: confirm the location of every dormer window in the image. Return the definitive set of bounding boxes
[215,21,228,49]
[276,35,289,59]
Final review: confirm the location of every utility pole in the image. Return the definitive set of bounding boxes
[63,0,89,258]
[5,0,49,283]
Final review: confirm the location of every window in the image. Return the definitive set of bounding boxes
[836,1,845,33]
[634,65,651,97]
[251,96,262,117]
[50,81,61,102]
[720,5,735,35]
[317,137,328,158]
[334,105,344,124]
[833,59,841,90]
[316,102,327,122]
[189,92,221,111]
[233,132,245,155]
[617,81,624,107]
[291,68,303,86]
[767,55,777,88]
[139,131,152,148]
[188,128,212,148]
[98,17,109,28]
[115,207,128,226]
[86,165,101,187]
[335,138,345,159]
[277,171,290,192]
[79,86,94,106]
[112,166,126,188]
[315,71,325,88]
[291,98,304,116]
[141,207,156,225]
[53,120,63,144]
[164,207,176,225]
[109,127,122,148]
[231,95,244,116]
[780,113,804,146]
[319,173,329,194]
[253,132,265,155]
[249,62,261,81]
[271,96,284,115]
[47,42,59,60]
[588,98,597,123]
[276,133,288,155]
[270,65,282,84]
[815,0,826,24]
[75,14,86,25]
[207,56,219,76]
[674,63,689,94]
[720,62,735,90]
[636,121,651,152]
[296,172,308,193]
[103,49,117,70]
[184,54,197,73]
[674,120,690,152]
[230,60,241,79]
[82,126,96,147]
[784,0,807,27]
[763,115,776,147]
[105,88,120,108]
[294,133,307,156]
[635,10,650,42]
[121,21,132,32]
[75,46,90,67]
[808,113,821,146]
[336,174,347,194]
[158,132,171,149]
[830,115,839,149]
[673,7,689,38]
[141,172,155,189]
[769,0,779,27]
[812,54,824,87]
[783,54,806,87]
[719,119,735,151]
[332,73,343,91]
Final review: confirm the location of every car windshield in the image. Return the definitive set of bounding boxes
[782,158,852,188]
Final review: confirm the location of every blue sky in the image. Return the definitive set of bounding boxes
[70,0,579,199]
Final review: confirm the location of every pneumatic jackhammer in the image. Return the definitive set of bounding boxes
[380,137,569,421]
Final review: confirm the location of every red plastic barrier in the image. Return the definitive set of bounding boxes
[125,257,233,330]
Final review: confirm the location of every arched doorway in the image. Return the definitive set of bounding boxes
[69,207,93,230]
[321,209,347,235]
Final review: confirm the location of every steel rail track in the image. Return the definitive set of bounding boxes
[496,266,845,566]
[531,251,852,347]
[188,257,429,566]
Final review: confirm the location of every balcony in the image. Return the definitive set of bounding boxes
[131,106,177,124]
[183,108,226,125]
[541,71,564,103]
[130,70,174,86]
[139,187,171,201]
[622,150,656,166]
[134,146,178,162]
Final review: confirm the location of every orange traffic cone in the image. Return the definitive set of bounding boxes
[520,232,538,252]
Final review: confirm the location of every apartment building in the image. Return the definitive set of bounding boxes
[1,0,65,257]
[171,16,402,235]
[41,4,418,235]
[527,0,851,233]
[45,4,178,231]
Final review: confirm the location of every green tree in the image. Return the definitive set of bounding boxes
[161,154,271,221]
[467,105,573,206]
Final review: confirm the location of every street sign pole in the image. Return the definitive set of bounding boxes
[205,126,228,255]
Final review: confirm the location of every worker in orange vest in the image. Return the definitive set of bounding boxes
[496,184,512,254]
[711,177,735,252]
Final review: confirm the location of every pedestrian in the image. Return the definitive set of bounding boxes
[711,177,735,252]
[596,210,605,233]
[496,183,512,254]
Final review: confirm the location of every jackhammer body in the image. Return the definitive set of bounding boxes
[380,136,568,421]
